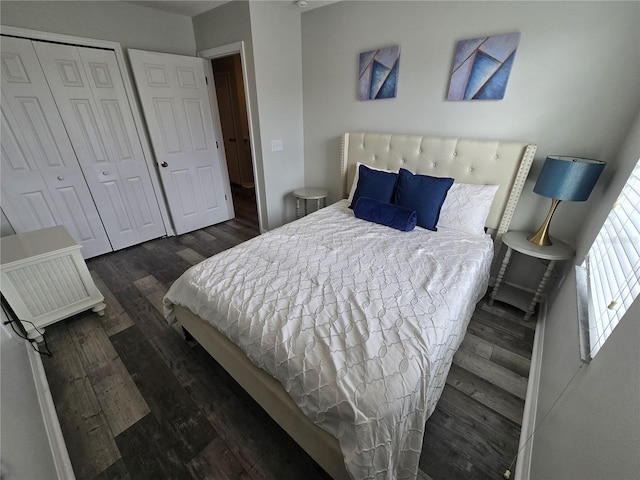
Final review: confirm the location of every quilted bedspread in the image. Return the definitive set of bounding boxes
[164,200,493,479]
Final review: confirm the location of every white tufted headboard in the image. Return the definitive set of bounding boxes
[340,132,536,247]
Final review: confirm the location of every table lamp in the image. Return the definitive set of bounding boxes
[528,155,606,246]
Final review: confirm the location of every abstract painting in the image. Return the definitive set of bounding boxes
[358,45,400,100]
[447,33,520,100]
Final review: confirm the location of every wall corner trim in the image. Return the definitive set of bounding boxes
[27,344,76,480]
[514,301,547,480]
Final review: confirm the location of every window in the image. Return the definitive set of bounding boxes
[578,158,640,360]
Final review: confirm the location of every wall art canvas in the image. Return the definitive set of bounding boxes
[358,45,400,100]
[447,33,520,100]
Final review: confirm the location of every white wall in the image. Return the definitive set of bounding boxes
[301,1,640,244]
[0,1,195,55]
[0,312,59,479]
[529,111,640,479]
[249,1,305,227]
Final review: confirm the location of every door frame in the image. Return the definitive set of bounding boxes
[197,41,265,233]
[0,25,175,236]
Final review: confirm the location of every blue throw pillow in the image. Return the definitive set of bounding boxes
[350,164,398,209]
[393,168,454,231]
[353,196,417,231]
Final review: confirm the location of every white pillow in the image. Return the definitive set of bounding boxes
[438,183,499,235]
[347,162,396,204]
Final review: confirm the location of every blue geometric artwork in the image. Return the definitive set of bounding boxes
[447,33,520,100]
[358,45,400,100]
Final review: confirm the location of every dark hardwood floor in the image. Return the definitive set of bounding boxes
[40,206,535,480]
[230,183,259,228]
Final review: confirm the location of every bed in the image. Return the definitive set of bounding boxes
[164,132,536,480]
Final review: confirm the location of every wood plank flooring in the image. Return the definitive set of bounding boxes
[230,183,259,227]
[41,203,535,480]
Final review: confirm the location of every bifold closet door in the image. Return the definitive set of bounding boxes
[32,41,166,250]
[0,36,112,258]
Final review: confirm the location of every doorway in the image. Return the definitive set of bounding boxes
[211,54,259,229]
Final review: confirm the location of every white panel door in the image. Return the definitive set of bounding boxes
[32,41,166,250]
[128,49,232,234]
[0,36,112,258]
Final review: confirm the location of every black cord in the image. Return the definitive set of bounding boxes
[1,297,52,357]
[6,318,53,357]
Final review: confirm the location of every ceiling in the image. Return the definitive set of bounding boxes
[127,1,231,17]
[127,0,335,17]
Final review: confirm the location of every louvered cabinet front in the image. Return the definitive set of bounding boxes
[1,226,106,342]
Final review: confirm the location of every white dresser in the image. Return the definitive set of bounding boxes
[1,226,106,342]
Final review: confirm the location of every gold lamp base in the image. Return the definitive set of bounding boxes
[528,198,562,246]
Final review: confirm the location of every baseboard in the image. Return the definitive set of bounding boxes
[27,345,76,480]
[514,300,546,480]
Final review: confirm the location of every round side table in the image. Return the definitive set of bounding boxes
[293,187,328,219]
[489,231,574,321]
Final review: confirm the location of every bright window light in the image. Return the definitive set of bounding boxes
[582,158,640,359]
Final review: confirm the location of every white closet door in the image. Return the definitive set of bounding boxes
[129,49,232,235]
[0,36,112,258]
[32,41,166,250]
[79,47,168,243]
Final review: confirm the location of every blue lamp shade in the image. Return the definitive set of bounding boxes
[528,155,606,246]
[533,155,606,201]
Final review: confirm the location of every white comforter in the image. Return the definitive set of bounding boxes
[164,200,493,479]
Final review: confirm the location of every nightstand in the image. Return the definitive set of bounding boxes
[293,187,328,219]
[1,225,106,342]
[489,231,574,321]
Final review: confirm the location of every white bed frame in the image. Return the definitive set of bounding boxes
[175,132,536,479]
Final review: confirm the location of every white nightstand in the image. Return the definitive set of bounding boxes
[489,231,574,321]
[1,226,106,342]
[293,187,328,219]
